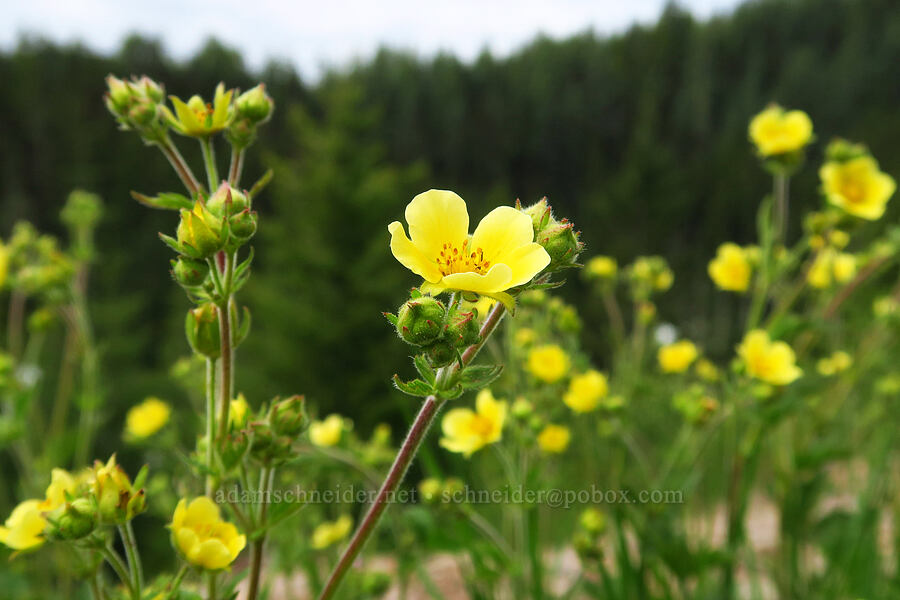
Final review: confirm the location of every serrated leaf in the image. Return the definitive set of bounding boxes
[392,375,434,397]
[458,364,503,390]
[438,384,464,400]
[413,354,436,385]
[131,190,194,211]
[247,169,274,200]
[233,247,254,281]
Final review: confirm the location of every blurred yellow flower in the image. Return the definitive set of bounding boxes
[440,389,507,457]
[537,424,571,454]
[514,327,536,347]
[820,156,896,220]
[527,344,570,383]
[655,269,674,291]
[738,330,802,386]
[563,370,608,413]
[828,230,850,249]
[580,507,606,533]
[388,190,550,300]
[125,397,171,439]
[832,252,857,283]
[695,358,720,382]
[229,394,250,428]
[585,255,617,279]
[873,296,899,318]
[40,468,79,512]
[708,243,752,292]
[748,105,813,156]
[0,500,46,551]
[309,414,344,447]
[171,497,246,570]
[817,351,852,376]
[163,83,234,137]
[312,515,353,550]
[808,250,857,289]
[658,340,699,373]
[0,240,8,289]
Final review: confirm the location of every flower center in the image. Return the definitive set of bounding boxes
[840,178,866,205]
[470,415,494,438]
[436,240,490,276]
[193,103,213,124]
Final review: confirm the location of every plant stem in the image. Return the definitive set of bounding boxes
[118,523,143,598]
[90,571,106,600]
[246,465,275,600]
[72,264,100,467]
[228,147,245,187]
[164,564,190,600]
[601,290,625,350]
[773,173,789,246]
[318,302,508,600]
[98,545,133,597]
[7,290,25,358]
[205,358,217,496]
[216,253,235,442]
[158,137,202,196]
[201,137,220,192]
[207,571,218,600]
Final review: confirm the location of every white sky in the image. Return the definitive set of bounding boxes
[1,0,742,79]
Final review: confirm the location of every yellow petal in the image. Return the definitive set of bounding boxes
[440,263,513,294]
[388,221,443,282]
[470,206,534,264]
[171,499,188,528]
[405,190,469,259]
[176,527,199,557]
[170,96,202,133]
[441,408,475,438]
[501,242,551,287]
[228,533,247,558]
[184,497,220,526]
[193,538,233,570]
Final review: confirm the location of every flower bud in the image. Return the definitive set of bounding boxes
[89,455,147,524]
[268,395,308,437]
[522,198,553,232]
[418,478,442,503]
[105,75,132,114]
[511,397,533,418]
[207,183,249,218]
[248,421,293,464]
[396,297,445,346]
[538,221,583,269]
[424,339,455,367]
[138,76,165,104]
[226,117,257,149]
[229,209,258,242]
[825,138,869,163]
[172,257,209,287]
[128,97,158,127]
[46,498,97,541]
[229,394,250,429]
[185,303,221,358]
[235,84,274,124]
[361,571,392,597]
[176,201,226,258]
[445,308,480,348]
[218,430,250,471]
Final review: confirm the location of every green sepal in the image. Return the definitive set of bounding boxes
[159,232,188,255]
[131,190,194,211]
[457,364,503,390]
[383,312,399,327]
[392,375,434,397]
[413,354,437,386]
[409,288,423,299]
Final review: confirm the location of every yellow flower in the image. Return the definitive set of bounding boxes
[527,344,570,383]
[807,249,835,289]
[655,269,674,291]
[388,190,550,304]
[738,330,802,386]
[312,515,353,550]
[820,156,896,220]
[171,497,245,570]
[229,394,250,428]
[537,424,571,454]
[40,468,79,512]
[440,389,507,457]
[586,255,617,279]
[514,327,536,347]
[658,340,699,373]
[309,414,344,447]
[695,358,720,382]
[0,500,47,551]
[748,105,813,156]
[708,243,752,292]
[163,83,234,137]
[817,351,852,376]
[828,230,850,249]
[832,252,857,283]
[0,240,9,289]
[125,397,171,439]
[563,370,608,413]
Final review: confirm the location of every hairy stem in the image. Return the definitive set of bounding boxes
[216,252,235,442]
[201,137,220,192]
[98,545,133,597]
[318,302,508,600]
[158,137,202,196]
[246,465,275,600]
[205,358,217,496]
[228,147,245,187]
[118,523,143,598]
[164,564,190,600]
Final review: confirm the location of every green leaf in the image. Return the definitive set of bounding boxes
[414,354,436,385]
[392,375,434,397]
[131,190,194,211]
[247,169,274,199]
[233,306,251,347]
[437,384,464,400]
[458,364,503,390]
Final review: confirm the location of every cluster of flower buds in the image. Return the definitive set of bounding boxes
[4,222,75,304]
[390,295,482,368]
[89,455,148,524]
[247,395,309,464]
[227,85,275,149]
[104,75,168,143]
[626,255,674,302]
[520,198,584,271]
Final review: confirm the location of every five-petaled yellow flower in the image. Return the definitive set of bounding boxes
[738,330,802,386]
[820,156,896,220]
[309,414,344,447]
[125,397,171,439]
[170,497,246,570]
[388,190,550,304]
[312,515,353,549]
[164,83,234,137]
[708,243,752,292]
[586,255,617,279]
[537,424,571,454]
[748,105,813,156]
[808,249,857,289]
[658,340,699,373]
[440,389,507,457]
[0,469,81,551]
[563,370,609,413]
[527,344,570,383]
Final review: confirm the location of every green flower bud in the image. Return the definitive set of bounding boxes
[137,76,165,104]
[229,209,258,242]
[226,117,257,149]
[396,297,445,346]
[555,305,581,333]
[128,97,158,127]
[235,84,274,123]
[444,308,480,348]
[61,190,103,232]
[521,198,553,233]
[207,183,249,218]
[218,430,250,471]
[248,421,293,464]
[424,339,455,367]
[176,200,226,258]
[105,75,133,114]
[538,221,583,269]
[46,498,97,541]
[579,508,606,534]
[90,455,148,524]
[172,257,210,287]
[418,478,442,503]
[185,303,221,358]
[268,395,308,437]
[442,478,465,501]
[360,571,392,597]
[825,138,869,163]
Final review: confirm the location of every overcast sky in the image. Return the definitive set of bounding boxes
[1,0,743,79]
